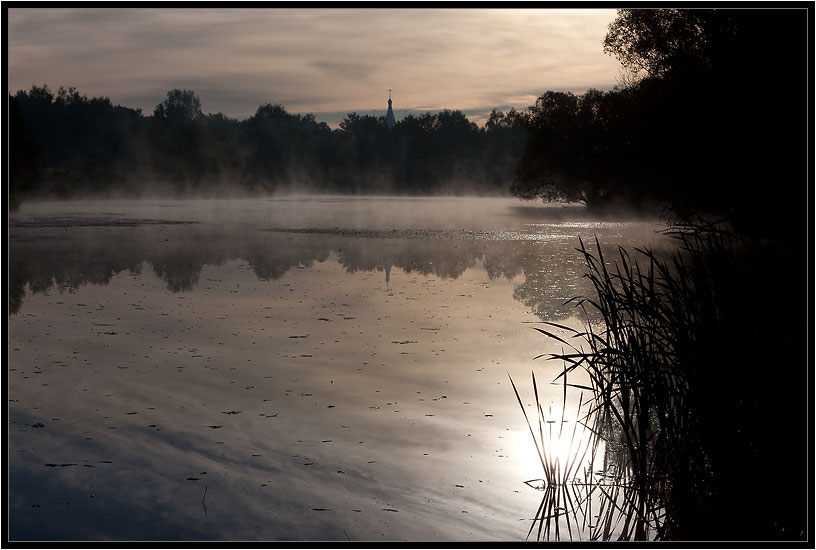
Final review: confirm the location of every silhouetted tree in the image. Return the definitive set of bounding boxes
[482,109,527,194]
[513,8,807,234]
[150,89,232,190]
[334,112,394,192]
[605,8,806,232]
[244,103,333,192]
[8,83,527,204]
[12,84,147,197]
[603,9,738,81]
[153,88,202,123]
[8,96,41,210]
[513,90,635,208]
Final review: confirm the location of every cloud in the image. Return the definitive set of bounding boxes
[8,8,621,123]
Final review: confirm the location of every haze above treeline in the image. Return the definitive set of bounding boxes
[9,8,807,239]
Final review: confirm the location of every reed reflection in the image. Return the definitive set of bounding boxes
[511,373,667,541]
[525,475,666,541]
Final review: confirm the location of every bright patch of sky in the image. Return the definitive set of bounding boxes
[9,8,622,127]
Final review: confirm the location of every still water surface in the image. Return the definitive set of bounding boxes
[8,197,672,541]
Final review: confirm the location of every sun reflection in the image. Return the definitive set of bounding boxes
[510,429,546,479]
[510,414,601,486]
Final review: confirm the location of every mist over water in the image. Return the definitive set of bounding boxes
[8,197,673,541]
[12,195,625,228]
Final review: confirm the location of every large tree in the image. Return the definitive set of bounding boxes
[512,8,808,234]
[602,9,738,81]
[512,89,640,209]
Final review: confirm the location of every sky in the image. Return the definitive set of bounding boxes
[8,8,623,127]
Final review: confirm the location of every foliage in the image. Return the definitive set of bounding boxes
[512,8,807,238]
[603,9,737,81]
[8,96,40,210]
[8,86,527,205]
[153,88,202,123]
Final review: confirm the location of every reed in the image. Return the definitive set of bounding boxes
[508,372,594,489]
[510,370,667,541]
[513,219,800,539]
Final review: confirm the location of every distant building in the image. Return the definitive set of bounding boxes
[385,90,396,129]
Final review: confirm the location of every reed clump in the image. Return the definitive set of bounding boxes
[510,371,666,541]
[525,219,806,540]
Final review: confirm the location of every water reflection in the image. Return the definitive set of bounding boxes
[520,430,668,541]
[525,476,666,541]
[8,199,672,541]
[511,374,667,542]
[9,220,660,318]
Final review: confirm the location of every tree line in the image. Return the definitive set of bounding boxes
[9,8,806,238]
[8,85,526,208]
[512,8,807,238]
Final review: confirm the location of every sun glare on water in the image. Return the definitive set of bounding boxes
[510,415,601,487]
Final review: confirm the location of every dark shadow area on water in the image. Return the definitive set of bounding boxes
[9,467,211,541]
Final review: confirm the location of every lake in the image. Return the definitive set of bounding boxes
[8,196,673,541]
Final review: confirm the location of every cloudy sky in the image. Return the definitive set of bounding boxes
[9,8,623,126]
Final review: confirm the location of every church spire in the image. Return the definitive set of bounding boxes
[385,89,396,129]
